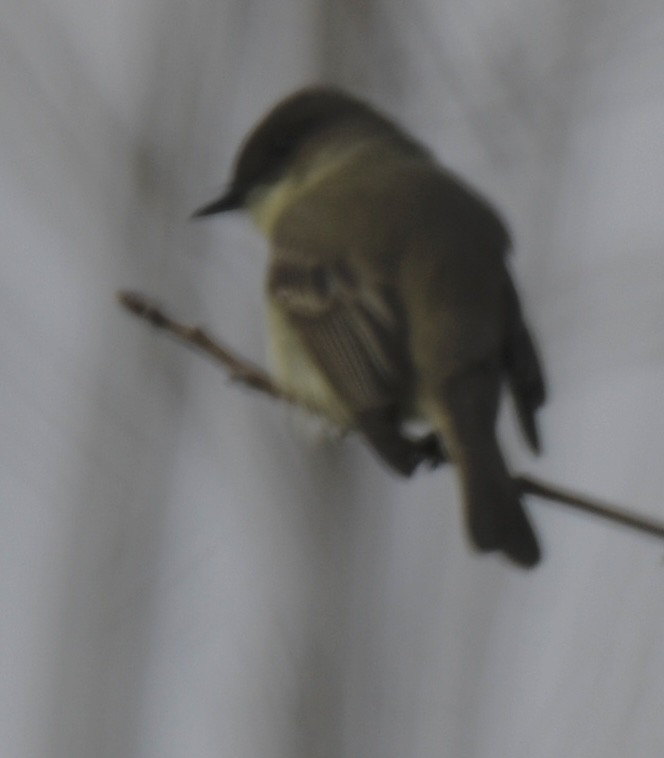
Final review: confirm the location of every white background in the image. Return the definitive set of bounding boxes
[3,1,664,756]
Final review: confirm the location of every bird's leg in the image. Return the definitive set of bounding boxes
[410,432,447,469]
[117,291,296,403]
[356,408,447,477]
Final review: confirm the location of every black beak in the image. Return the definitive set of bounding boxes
[191,187,243,218]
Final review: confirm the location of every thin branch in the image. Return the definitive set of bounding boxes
[516,475,664,541]
[117,290,319,410]
[117,290,664,543]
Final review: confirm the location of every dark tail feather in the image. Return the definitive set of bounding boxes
[503,277,546,453]
[429,362,541,567]
[460,443,541,568]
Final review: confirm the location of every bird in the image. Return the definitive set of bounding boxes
[192,86,546,567]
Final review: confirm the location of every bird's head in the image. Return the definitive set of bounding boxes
[191,86,419,218]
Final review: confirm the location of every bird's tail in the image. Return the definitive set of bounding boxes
[456,437,540,567]
[426,366,541,568]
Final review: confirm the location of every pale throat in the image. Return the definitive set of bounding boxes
[245,141,370,237]
[246,175,302,237]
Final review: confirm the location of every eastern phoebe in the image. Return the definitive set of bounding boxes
[193,86,546,567]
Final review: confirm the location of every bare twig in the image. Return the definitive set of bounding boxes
[118,290,664,543]
[516,475,664,541]
[117,290,292,402]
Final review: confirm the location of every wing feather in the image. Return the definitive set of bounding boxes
[268,257,409,413]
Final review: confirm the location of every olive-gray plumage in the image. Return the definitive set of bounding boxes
[194,87,545,567]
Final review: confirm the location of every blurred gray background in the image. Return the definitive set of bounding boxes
[3,1,664,757]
